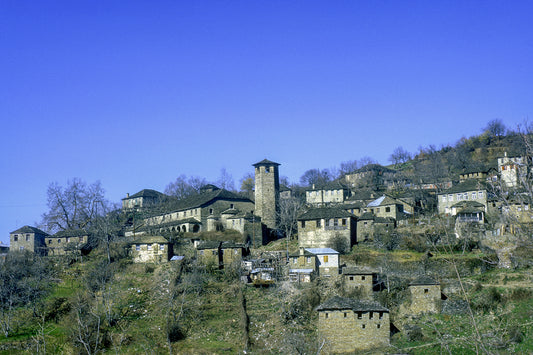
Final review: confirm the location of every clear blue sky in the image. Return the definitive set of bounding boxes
[1,1,532,244]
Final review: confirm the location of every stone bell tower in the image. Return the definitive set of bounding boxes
[253,159,280,229]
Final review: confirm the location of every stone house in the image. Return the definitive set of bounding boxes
[298,207,357,253]
[9,226,48,255]
[304,248,340,276]
[142,186,260,243]
[437,180,488,216]
[122,189,166,210]
[220,241,247,267]
[342,267,377,299]
[365,195,406,220]
[196,240,222,268]
[288,248,317,282]
[344,164,398,190]
[279,185,292,200]
[131,235,171,263]
[409,276,443,314]
[498,152,528,188]
[305,181,351,206]
[46,229,89,256]
[316,296,390,353]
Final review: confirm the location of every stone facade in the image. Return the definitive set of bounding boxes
[316,296,390,353]
[122,189,165,210]
[253,159,280,230]
[409,277,442,314]
[298,207,356,254]
[437,180,487,216]
[46,229,89,256]
[9,226,48,255]
[305,181,350,206]
[342,267,376,299]
[131,236,171,263]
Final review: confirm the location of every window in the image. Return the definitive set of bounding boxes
[48,240,52,244]
[209,208,213,214]
[293,258,297,264]
[199,250,204,255]
[342,219,346,226]
[136,245,140,251]
[379,312,383,319]
[478,191,484,199]
[385,207,391,212]
[349,276,354,281]
[13,235,18,241]
[324,255,329,263]
[464,193,468,200]
[377,324,381,329]
[26,235,30,241]
[19,246,24,251]
[344,312,347,318]
[333,219,338,227]
[306,257,311,263]
[265,167,270,173]
[442,195,447,202]
[362,324,366,329]
[230,203,234,209]
[377,208,380,213]
[160,245,165,251]
[301,221,306,228]
[424,288,429,294]
[316,220,321,228]
[369,312,373,319]
[57,239,61,243]
[472,192,476,199]
[325,313,328,319]
[449,194,453,201]
[361,276,365,280]
[147,244,152,250]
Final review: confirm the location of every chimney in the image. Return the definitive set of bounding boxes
[126,193,130,198]
[299,247,305,256]
[312,184,315,189]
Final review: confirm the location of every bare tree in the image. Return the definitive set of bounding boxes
[485,118,507,139]
[299,169,331,187]
[165,175,207,199]
[217,168,235,191]
[389,146,412,167]
[41,178,107,234]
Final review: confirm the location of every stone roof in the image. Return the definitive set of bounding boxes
[342,267,376,275]
[221,208,240,215]
[166,189,253,214]
[123,189,165,200]
[306,180,349,191]
[345,190,378,202]
[357,212,375,221]
[52,229,89,238]
[315,296,389,312]
[197,240,222,250]
[374,217,396,224]
[289,249,316,257]
[409,276,439,286]
[221,241,245,249]
[10,225,48,235]
[342,201,366,209]
[451,200,485,211]
[298,207,355,221]
[253,159,280,167]
[132,235,169,244]
[442,179,487,194]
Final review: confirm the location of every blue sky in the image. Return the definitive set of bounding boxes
[1,1,532,244]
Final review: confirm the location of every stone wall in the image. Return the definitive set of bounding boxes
[318,309,389,353]
[409,284,441,314]
[254,163,280,229]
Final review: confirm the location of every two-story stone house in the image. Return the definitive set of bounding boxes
[46,229,89,256]
[305,181,351,206]
[9,226,48,255]
[122,189,166,210]
[437,180,488,216]
[298,207,357,253]
[316,296,390,353]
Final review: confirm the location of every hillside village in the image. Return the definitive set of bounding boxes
[1,129,533,354]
